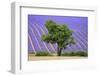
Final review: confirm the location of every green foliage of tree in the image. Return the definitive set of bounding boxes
[42,20,75,56]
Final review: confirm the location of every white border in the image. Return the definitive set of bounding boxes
[11,2,97,74]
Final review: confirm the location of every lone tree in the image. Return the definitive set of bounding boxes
[42,20,75,56]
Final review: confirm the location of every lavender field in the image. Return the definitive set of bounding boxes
[28,15,88,58]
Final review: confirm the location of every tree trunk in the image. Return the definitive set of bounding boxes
[57,47,62,56]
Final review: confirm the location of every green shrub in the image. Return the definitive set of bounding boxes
[62,52,70,56]
[70,52,76,56]
[62,51,88,57]
[35,51,52,56]
[76,51,88,56]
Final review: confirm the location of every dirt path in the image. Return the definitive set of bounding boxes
[28,56,87,61]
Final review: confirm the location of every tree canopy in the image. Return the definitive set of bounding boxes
[42,20,75,56]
